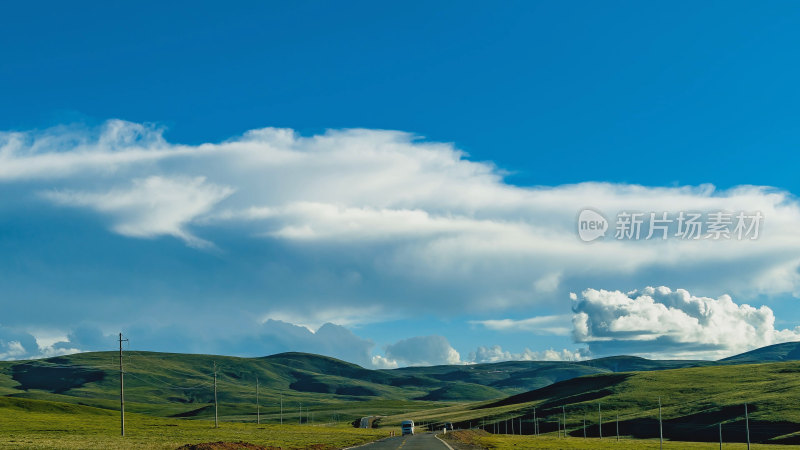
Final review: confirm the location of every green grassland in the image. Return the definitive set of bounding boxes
[442,430,800,449]
[382,361,800,445]
[0,351,446,422]
[0,397,392,449]
[3,343,798,423]
[0,349,696,424]
[0,348,723,420]
[3,344,800,448]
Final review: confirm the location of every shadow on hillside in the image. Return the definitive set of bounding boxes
[11,363,105,394]
[478,373,631,409]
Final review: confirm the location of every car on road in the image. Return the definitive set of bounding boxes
[444,422,454,431]
[401,420,415,435]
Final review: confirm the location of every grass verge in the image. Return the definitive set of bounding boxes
[0,397,392,449]
[441,430,800,449]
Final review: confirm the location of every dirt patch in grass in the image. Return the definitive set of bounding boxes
[176,442,280,450]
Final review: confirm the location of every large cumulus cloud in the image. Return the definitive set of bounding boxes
[572,286,800,359]
[2,120,800,357]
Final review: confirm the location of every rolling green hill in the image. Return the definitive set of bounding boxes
[415,382,508,401]
[721,341,800,363]
[0,351,441,422]
[0,351,620,420]
[1,342,798,431]
[390,361,800,444]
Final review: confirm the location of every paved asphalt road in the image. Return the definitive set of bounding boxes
[355,432,452,450]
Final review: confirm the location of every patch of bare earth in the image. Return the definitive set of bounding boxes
[176,442,279,450]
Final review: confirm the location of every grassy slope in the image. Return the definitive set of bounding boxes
[0,351,441,422]
[722,342,800,363]
[388,360,610,392]
[1,345,799,433]
[384,361,800,444]
[442,430,800,449]
[415,383,508,401]
[0,397,390,449]
[1,351,689,420]
[4,348,800,447]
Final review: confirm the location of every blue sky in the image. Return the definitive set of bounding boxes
[1,2,800,365]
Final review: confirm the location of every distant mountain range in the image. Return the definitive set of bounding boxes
[0,341,798,420]
[719,341,800,363]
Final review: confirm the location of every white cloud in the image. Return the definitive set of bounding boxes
[0,341,27,360]
[384,335,462,366]
[261,305,386,331]
[468,345,587,363]
[44,176,234,247]
[248,320,377,367]
[0,120,175,181]
[572,286,800,359]
[371,355,399,369]
[2,120,800,340]
[36,345,83,359]
[471,314,572,335]
[0,326,86,361]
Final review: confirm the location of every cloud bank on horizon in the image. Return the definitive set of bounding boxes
[1,120,799,365]
[572,286,800,360]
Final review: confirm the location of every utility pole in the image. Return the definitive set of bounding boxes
[719,422,722,450]
[616,414,619,441]
[533,407,537,437]
[563,406,567,438]
[658,397,663,450]
[598,403,602,439]
[256,377,260,425]
[118,333,128,437]
[745,403,751,450]
[213,362,218,428]
[280,394,283,425]
[583,412,586,439]
[299,403,302,425]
